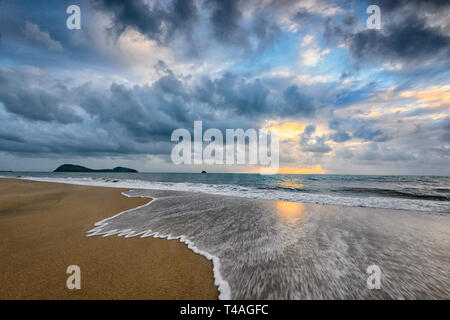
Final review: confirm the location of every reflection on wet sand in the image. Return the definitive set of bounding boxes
[276,201,306,224]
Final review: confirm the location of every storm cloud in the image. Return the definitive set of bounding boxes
[0,0,448,174]
[92,0,198,44]
[349,15,450,63]
[0,67,80,124]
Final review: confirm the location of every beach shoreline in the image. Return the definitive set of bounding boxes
[0,178,219,299]
[2,176,449,299]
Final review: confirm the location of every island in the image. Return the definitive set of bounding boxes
[54,164,138,173]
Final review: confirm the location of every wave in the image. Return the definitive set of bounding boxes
[9,175,450,213]
[337,187,449,201]
[87,192,231,300]
[85,188,450,299]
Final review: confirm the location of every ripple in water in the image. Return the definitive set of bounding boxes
[88,189,450,299]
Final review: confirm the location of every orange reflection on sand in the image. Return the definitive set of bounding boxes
[276,201,306,225]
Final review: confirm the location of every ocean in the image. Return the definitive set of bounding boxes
[3,172,449,212]
[2,172,449,299]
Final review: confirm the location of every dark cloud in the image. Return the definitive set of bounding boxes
[353,125,390,142]
[75,76,190,142]
[342,15,356,26]
[92,0,198,44]
[196,72,316,119]
[322,1,450,69]
[251,12,282,53]
[331,130,351,142]
[154,60,174,77]
[23,21,63,52]
[369,0,449,13]
[203,0,248,47]
[283,85,315,117]
[300,125,331,153]
[328,119,352,142]
[0,62,321,157]
[213,72,270,115]
[0,67,81,124]
[92,0,283,55]
[349,15,450,63]
[0,132,25,143]
[323,16,349,43]
[291,8,312,24]
[0,65,197,155]
[329,118,391,143]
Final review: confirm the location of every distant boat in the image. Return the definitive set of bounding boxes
[54,164,138,173]
[201,170,207,174]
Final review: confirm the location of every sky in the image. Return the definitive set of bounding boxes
[0,0,449,175]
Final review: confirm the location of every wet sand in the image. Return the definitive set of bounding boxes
[0,178,218,299]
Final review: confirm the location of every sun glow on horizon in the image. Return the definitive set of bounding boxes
[276,165,326,174]
[262,120,307,140]
[246,164,326,174]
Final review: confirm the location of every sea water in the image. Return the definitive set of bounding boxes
[3,172,449,213]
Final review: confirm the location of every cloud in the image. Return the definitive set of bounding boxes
[300,125,331,153]
[330,130,351,142]
[370,0,449,13]
[0,0,448,174]
[349,15,449,64]
[212,72,271,115]
[0,62,321,157]
[92,0,198,44]
[75,75,193,142]
[23,21,63,51]
[322,1,450,71]
[300,35,330,67]
[93,0,285,57]
[441,118,450,142]
[359,147,416,162]
[0,131,26,143]
[203,0,248,47]
[251,11,283,53]
[353,125,391,142]
[0,67,80,123]
[282,85,316,117]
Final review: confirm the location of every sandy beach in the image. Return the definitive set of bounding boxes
[0,178,218,299]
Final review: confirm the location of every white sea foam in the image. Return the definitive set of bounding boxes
[83,188,450,299]
[86,192,231,300]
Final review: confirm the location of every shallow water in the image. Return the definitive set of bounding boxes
[88,189,450,299]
